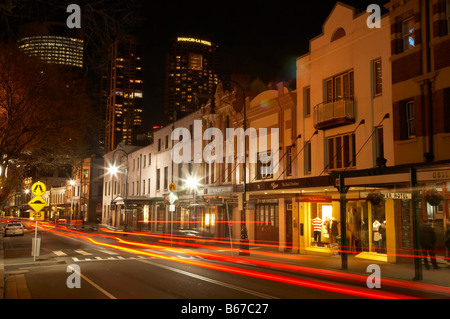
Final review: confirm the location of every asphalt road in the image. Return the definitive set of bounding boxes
[1,220,448,312]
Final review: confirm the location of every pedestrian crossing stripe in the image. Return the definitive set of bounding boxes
[51,249,133,259]
[74,249,92,255]
[71,255,147,262]
[97,249,118,255]
[52,250,67,256]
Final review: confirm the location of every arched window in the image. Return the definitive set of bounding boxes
[331,28,346,42]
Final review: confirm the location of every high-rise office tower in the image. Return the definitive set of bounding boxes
[165,37,219,121]
[105,39,144,152]
[17,22,84,69]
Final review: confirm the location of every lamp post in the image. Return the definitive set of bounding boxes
[211,79,249,256]
[186,175,200,231]
[107,148,129,232]
[69,180,75,226]
[24,189,30,218]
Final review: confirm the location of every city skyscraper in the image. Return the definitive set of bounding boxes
[17,22,84,69]
[104,38,144,153]
[164,36,219,121]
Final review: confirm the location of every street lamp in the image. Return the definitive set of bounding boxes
[107,149,129,232]
[185,175,200,231]
[211,79,249,256]
[69,179,76,225]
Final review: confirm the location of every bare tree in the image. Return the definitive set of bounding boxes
[0,43,95,205]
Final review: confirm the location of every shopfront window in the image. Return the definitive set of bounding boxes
[354,198,386,254]
[306,199,387,254]
[308,202,339,248]
[423,183,446,253]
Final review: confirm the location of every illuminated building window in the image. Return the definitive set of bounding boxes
[402,17,415,51]
[189,53,203,70]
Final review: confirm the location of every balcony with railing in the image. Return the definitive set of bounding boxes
[313,98,355,130]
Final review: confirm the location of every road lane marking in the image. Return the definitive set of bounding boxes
[137,259,278,299]
[97,249,118,255]
[53,250,68,256]
[68,265,117,299]
[74,249,92,255]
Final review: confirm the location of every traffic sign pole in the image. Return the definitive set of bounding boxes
[33,221,37,261]
[29,182,47,261]
[168,184,177,247]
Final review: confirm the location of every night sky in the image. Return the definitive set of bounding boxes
[140,0,390,126]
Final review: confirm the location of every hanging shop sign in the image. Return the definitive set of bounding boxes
[295,195,332,203]
[383,192,412,200]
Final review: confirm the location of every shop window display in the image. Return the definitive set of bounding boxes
[424,183,446,254]
[306,199,388,256]
[309,204,339,249]
[340,200,386,255]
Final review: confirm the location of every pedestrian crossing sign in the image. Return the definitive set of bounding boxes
[31,181,46,196]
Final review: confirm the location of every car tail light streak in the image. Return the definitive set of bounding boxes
[82,236,418,299]
[40,225,450,298]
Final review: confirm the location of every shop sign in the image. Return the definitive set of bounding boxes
[417,169,450,182]
[295,195,332,203]
[205,185,234,195]
[242,176,332,192]
[383,192,411,199]
[269,180,302,190]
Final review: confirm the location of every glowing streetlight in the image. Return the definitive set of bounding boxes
[185,174,200,231]
[106,149,129,231]
[185,175,200,192]
[69,179,76,225]
[107,164,119,176]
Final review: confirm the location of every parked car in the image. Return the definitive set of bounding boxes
[57,219,67,225]
[3,223,25,237]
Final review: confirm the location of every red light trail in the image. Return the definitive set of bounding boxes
[36,223,450,298]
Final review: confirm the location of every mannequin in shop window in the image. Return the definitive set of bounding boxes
[330,217,339,244]
[373,220,382,253]
[312,216,323,245]
[323,217,331,246]
[361,221,369,251]
[379,221,386,253]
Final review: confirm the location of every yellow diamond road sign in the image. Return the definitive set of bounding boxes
[29,195,47,213]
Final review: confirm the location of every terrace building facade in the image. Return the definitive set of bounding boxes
[98,2,450,270]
